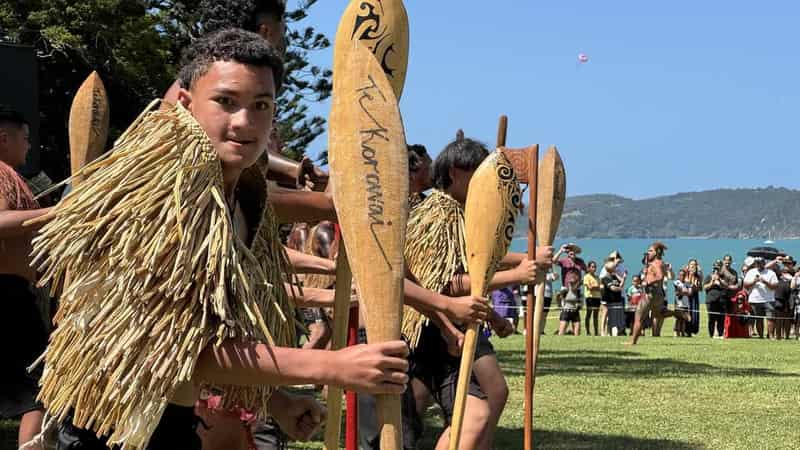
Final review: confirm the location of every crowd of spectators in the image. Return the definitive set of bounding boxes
[492,244,800,340]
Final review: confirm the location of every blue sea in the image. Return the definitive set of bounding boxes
[509,238,800,302]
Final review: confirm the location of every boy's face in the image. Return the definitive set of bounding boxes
[179,61,276,175]
[0,123,30,167]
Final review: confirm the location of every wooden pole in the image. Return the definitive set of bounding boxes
[523,145,540,450]
[345,305,360,450]
[324,247,353,450]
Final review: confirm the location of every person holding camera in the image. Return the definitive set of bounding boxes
[743,257,779,339]
[704,260,732,338]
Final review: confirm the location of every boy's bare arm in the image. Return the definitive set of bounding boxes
[269,189,336,223]
[285,247,336,274]
[286,284,336,308]
[0,206,54,238]
[402,278,489,324]
[194,340,408,395]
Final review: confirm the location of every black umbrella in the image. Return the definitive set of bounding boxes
[746,246,782,260]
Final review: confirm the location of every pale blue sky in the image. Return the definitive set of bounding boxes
[298,1,799,199]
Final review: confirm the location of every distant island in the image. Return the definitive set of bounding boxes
[515,187,800,239]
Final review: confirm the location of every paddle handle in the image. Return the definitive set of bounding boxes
[346,305,360,450]
[524,145,539,450]
[448,323,479,450]
[324,248,353,450]
[496,115,508,148]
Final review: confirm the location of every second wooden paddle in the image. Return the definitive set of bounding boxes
[529,147,566,448]
[69,71,109,186]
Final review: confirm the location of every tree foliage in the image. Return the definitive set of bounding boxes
[0,0,330,180]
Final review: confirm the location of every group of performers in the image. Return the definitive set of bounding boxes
[1,2,556,449]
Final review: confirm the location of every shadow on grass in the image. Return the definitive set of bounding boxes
[494,348,796,379]
[493,427,705,450]
[416,421,703,450]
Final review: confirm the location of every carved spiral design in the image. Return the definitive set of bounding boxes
[504,212,515,241]
[496,163,514,182]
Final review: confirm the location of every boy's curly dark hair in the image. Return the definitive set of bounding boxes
[179,28,284,92]
[407,144,429,173]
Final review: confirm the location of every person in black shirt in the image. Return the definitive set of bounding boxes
[774,266,794,340]
[703,261,728,338]
[601,262,626,336]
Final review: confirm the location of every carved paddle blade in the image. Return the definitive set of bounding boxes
[69,71,109,184]
[334,0,410,100]
[536,147,566,245]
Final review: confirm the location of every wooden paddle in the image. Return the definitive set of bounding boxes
[529,147,566,447]
[69,71,110,186]
[328,40,408,450]
[327,2,409,449]
[449,151,521,450]
[51,71,110,294]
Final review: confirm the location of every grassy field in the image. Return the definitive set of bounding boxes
[4,316,800,449]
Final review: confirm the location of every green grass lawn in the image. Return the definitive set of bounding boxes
[4,316,800,449]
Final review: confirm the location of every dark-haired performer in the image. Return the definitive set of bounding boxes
[402,138,551,450]
[33,29,409,450]
[628,241,689,345]
[0,108,54,450]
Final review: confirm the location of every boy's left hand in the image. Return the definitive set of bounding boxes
[489,312,514,338]
[271,393,326,441]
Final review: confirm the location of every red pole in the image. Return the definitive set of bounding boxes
[345,305,359,450]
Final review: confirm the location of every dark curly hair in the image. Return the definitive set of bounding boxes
[431,137,489,190]
[179,28,284,92]
[407,144,429,173]
[199,0,286,34]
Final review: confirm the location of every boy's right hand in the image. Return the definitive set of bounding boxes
[332,341,409,394]
[513,259,538,284]
[445,295,490,324]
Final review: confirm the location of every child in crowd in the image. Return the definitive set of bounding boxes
[583,261,602,336]
[725,289,752,339]
[673,269,692,336]
[625,275,645,332]
[557,276,583,336]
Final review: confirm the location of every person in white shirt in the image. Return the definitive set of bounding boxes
[743,257,779,338]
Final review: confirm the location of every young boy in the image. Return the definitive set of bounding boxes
[0,108,53,450]
[673,269,691,336]
[625,275,645,332]
[31,29,409,450]
[403,137,552,450]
